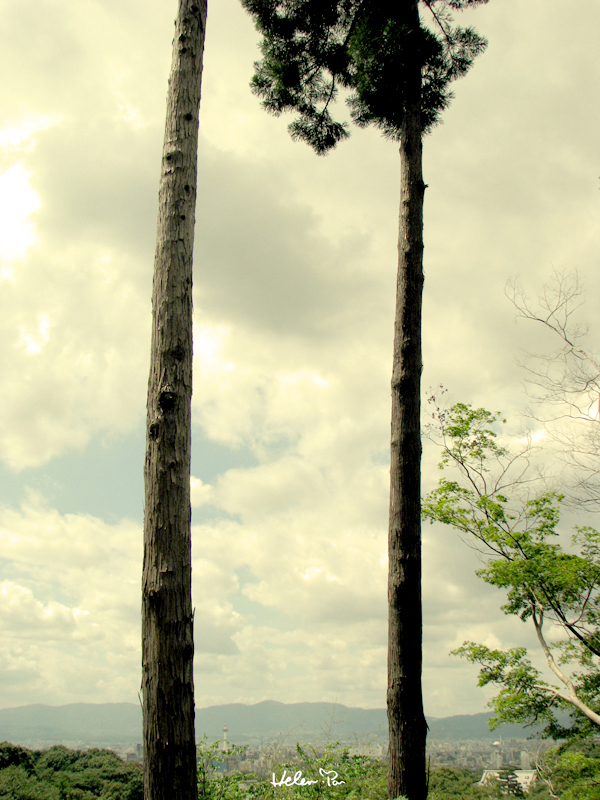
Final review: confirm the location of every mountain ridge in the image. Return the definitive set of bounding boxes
[0,701,539,746]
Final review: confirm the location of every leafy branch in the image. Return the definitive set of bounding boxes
[423,397,600,738]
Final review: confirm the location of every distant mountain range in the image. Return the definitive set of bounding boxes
[0,700,543,747]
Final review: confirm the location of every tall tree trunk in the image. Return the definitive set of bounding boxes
[142,2,207,799]
[387,4,427,799]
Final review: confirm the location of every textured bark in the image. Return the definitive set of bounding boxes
[387,3,427,799]
[142,2,207,799]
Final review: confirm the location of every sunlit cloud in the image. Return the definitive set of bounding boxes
[17,313,50,355]
[0,164,41,277]
[0,114,63,151]
[194,324,235,376]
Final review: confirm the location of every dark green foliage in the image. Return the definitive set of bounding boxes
[36,746,142,798]
[427,766,491,798]
[99,771,143,800]
[0,745,142,800]
[526,780,554,800]
[0,765,60,800]
[35,749,80,776]
[0,744,37,777]
[241,0,488,153]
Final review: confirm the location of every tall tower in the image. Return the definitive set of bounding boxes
[220,724,229,753]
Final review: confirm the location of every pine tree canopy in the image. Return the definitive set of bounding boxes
[241,0,489,153]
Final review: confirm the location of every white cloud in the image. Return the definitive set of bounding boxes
[0,498,141,705]
[0,243,149,469]
[0,581,76,639]
[190,476,215,508]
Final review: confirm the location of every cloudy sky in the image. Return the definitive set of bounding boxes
[0,0,599,723]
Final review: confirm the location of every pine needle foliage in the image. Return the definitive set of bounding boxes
[241,0,488,153]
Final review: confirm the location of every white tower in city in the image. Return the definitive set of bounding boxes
[220,723,229,753]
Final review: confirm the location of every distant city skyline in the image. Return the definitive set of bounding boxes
[0,699,550,750]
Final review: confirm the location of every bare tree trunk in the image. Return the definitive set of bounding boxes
[387,4,427,798]
[142,2,207,799]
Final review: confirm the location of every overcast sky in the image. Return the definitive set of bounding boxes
[0,0,599,722]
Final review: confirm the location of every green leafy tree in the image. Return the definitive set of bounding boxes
[244,741,389,800]
[0,743,37,777]
[281,742,377,800]
[526,778,554,800]
[340,755,387,800]
[33,747,142,800]
[101,772,143,800]
[238,3,490,798]
[422,397,600,739]
[0,745,143,800]
[196,737,250,800]
[0,765,59,800]
[35,748,80,776]
[535,742,600,800]
[426,766,492,799]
